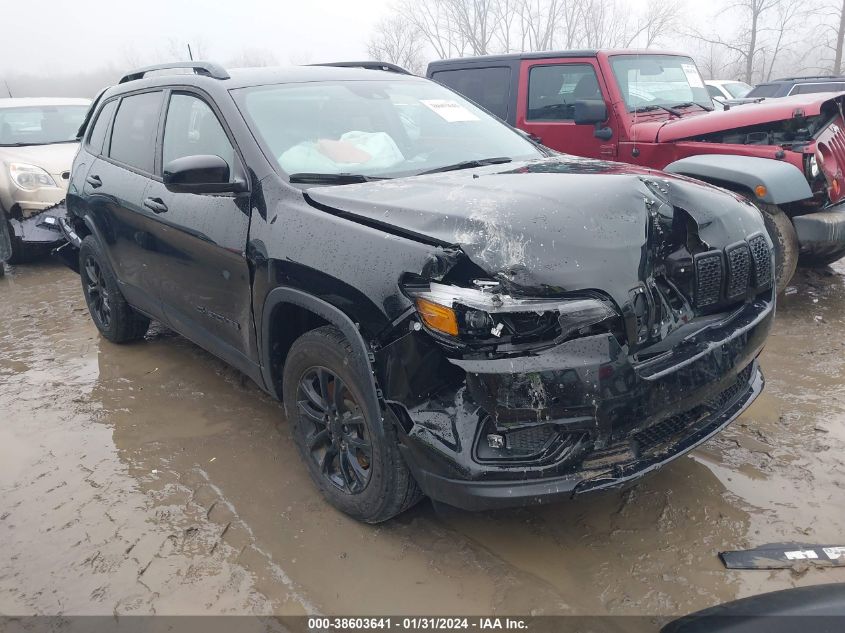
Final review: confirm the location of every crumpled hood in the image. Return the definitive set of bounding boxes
[305,156,766,303]
[640,93,842,143]
[0,142,79,176]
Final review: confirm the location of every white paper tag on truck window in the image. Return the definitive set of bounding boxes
[681,63,705,89]
[421,99,480,122]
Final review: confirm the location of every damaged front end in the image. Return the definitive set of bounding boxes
[317,160,776,510]
[0,200,70,264]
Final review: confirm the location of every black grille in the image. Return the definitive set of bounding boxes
[726,242,752,300]
[507,425,556,453]
[632,363,755,452]
[749,235,773,289]
[694,251,724,307]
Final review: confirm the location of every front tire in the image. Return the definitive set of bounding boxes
[754,202,798,293]
[282,325,422,523]
[79,236,150,343]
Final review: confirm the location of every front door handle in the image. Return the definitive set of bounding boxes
[86,175,102,188]
[143,197,168,214]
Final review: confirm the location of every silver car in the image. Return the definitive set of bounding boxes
[0,97,89,264]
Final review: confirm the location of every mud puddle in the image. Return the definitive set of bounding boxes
[1,259,844,616]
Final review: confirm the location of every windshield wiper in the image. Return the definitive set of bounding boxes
[632,105,683,117]
[288,173,389,185]
[670,102,714,112]
[418,156,512,175]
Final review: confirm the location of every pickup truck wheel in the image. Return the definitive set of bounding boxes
[283,325,422,523]
[798,245,845,268]
[79,236,150,343]
[754,202,798,293]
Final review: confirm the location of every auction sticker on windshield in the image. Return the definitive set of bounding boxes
[681,63,705,89]
[420,99,480,122]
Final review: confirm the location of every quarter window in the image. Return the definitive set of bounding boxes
[527,64,602,121]
[162,93,234,176]
[86,100,117,155]
[109,91,163,173]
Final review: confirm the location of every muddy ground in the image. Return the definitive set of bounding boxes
[1,259,844,618]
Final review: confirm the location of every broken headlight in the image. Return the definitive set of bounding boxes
[9,163,57,191]
[406,281,621,347]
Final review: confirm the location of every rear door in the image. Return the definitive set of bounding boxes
[142,89,255,368]
[517,58,617,159]
[83,90,164,318]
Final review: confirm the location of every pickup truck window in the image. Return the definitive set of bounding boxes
[609,55,711,112]
[527,64,602,121]
[234,79,541,179]
[162,93,234,176]
[429,67,511,120]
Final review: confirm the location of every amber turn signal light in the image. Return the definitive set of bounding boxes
[415,298,459,336]
[754,184,767,199]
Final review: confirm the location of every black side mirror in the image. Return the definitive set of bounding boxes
[573,100,608,125]
[163,155,245,193]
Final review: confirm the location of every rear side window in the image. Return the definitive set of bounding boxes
[430,67,511,121]
[746,84,780,98]
[706,85,723,99]
[162,93,234,175]
[109,91,163,173]
[790,82,845,95]
[86,100,116,155]
[527,64,601,121]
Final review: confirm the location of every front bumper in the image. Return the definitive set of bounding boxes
[385,297,773,511]
[793,201,845,255]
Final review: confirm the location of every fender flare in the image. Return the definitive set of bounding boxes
[260,287,382,421]
[664,154,812,205]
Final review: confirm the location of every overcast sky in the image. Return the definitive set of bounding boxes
[0,0,391,76]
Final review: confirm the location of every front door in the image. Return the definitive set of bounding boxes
[143,90,255,368]
[517,59,617,160]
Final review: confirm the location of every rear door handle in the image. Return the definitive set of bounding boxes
[86,175,102,188]
[143,197,168,214]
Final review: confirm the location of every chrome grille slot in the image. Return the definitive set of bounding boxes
[694,251,723,307]
[748,235,773,289]
[725,242,752,300]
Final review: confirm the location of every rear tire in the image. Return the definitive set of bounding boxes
[282,325,422,523]
[79,236,150,343]
[754,202,798,293]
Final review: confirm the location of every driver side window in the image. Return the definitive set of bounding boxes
[527,64,602,121]
[162,93,234,179]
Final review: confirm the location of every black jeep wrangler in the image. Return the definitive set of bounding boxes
[63,61,775,522]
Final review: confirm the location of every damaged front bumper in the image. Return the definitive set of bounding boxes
[792,200,845,257]
[1,200,69,261]
[382,297,773,511]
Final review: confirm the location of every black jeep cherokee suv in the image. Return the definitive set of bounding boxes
[64,61,775,523]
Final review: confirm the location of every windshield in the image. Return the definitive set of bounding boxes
[233,79,543,179]
[723,81,752,98]
[610,55,712,112]
[0,105,88,146]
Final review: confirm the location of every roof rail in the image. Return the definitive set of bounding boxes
[311,61,412,75]
[119,61,230,84]
[773,75,844,82]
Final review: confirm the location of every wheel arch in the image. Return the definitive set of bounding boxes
[260,287,382,419]
[664,154,812,206]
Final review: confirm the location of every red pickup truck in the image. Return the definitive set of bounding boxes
[427,50,845,290]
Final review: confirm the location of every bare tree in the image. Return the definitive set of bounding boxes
[815,0,845,74]
[690,0,791,83]
[366,15,426,73]
[227,48,278,68]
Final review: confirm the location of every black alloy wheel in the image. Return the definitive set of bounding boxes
[296,366,373,494]
[82,255,111,329]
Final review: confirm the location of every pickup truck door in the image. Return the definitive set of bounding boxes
[143,90,257,371]
[516,58,618,160]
